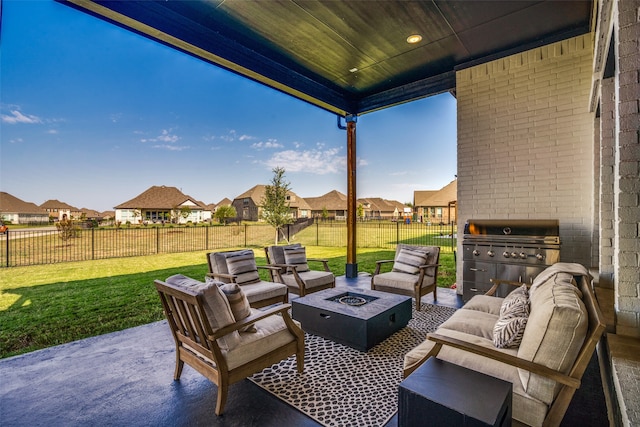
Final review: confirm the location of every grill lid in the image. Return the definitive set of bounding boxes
[463,219,560,245]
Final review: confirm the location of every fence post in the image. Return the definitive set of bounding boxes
[316,221,319,246]
[91,228,95,260]
[5,229,9,267]
[244,224,247,247]
[156,227,160,254]
[396,220,400,245]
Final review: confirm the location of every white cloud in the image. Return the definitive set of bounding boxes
[46,129,58,135]
[152,144,189,151]
[264,145,366,174]
[9,138,24,144]
[251,138,283,150]
[239,134,255,141]
[1,110,42,124]
[140,129,180,144]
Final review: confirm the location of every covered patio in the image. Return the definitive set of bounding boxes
[24,0,640,424]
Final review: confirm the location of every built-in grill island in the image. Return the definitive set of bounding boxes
[462,219,560,301]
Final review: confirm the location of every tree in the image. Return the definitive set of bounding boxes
[357,203,365,221]
[321,207,329,221]
[214,205,237,225]
[261,166,293,244]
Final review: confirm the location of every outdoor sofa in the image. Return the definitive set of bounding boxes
[403,263,606,427]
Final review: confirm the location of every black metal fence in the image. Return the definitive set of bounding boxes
[0,221,456,267]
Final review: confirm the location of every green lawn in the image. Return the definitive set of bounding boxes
[0,247,455,358]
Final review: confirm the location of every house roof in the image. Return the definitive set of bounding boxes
[414,179,457,207]
[60,1,593,116]
[358,197,405,213]
[114,185,207,210]
[234,185,311,210]
[40,199,79,211]
[304,190,347,211]
[214,198,233,208]
[0,192,48,214]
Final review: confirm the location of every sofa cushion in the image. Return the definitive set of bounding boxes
[462,294,504,316]
[438,308,498,341]
[279,269,334,290]
[392,247,429,274]
[165,274,241,350]
[225,250,261,285]
[219,283,256,332]
[283,246,309,272]
[493,285,530,349]
[267,243,302,266]
[517,273,588,404]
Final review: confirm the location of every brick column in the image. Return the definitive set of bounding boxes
[613,0,640,337]
[600,77,616,288]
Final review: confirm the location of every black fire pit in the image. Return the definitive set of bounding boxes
[292,288,411,351]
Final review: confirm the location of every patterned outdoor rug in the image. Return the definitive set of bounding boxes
[250,303,457,427]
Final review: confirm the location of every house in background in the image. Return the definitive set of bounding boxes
[232,185,310,222]
[357,197,407,221]
[40,199,82,222]
[304,190,348,220]
[414,179,457,224]
[211,197,233,213]
[114,185,211,224]
[0,192,49,225]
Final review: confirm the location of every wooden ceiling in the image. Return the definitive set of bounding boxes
[60,0,594,115]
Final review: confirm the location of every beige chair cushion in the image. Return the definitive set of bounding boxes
[392,247,429,274]
[372,271,420,291]
[225,250,261,285]
[219,283,256,332]
[283,246,310,272]
[517,273,588,404]
[225,310,301,370]
[165,274,241,350]
[279,269,334,290]
[267,243,302,265]
[238,280,288,304]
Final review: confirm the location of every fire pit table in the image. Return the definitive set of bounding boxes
[291,288,412,351]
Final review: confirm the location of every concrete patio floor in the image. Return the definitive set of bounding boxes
[0,275,608,426]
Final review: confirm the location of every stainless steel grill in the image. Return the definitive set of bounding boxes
[462,219,560,301]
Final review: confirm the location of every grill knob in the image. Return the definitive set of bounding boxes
[503,251,510,258]
[487,250,495,257]
[511,252,518,258]
[473,249,480,256]
[536,253,545,261]
[519,252,527,259]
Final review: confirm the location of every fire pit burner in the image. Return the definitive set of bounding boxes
[337,296,367,306]
[326,292,379,307]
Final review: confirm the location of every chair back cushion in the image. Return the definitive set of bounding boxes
[207,252,231,282]
[165,274,241,350]
[225,250,261,284]
[219,282,256,332]
[283,246,310,272]
[266,243,302,265]
[392,246,429,274]
[517,272,588,404]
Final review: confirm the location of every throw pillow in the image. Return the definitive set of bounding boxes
[225,250,260,284]
[219,283,256,333]
[164,274,241,350]
[392,247,429,275]
[493,284,530,349]
[283,246,310,273]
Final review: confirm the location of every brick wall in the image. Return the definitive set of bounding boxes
[612,0,640,337]
[456,34,594,286]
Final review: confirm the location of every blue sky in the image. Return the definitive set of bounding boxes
[0,0,457,212]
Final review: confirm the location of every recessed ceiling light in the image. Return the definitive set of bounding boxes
[406,34,422,44]
[349,67,358,73]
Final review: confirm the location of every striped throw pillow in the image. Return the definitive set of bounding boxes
[283,246,309,272]
[219,283,256,332]
[392,247,429,275]
[493,284,530,348]
[225,250,260,284]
